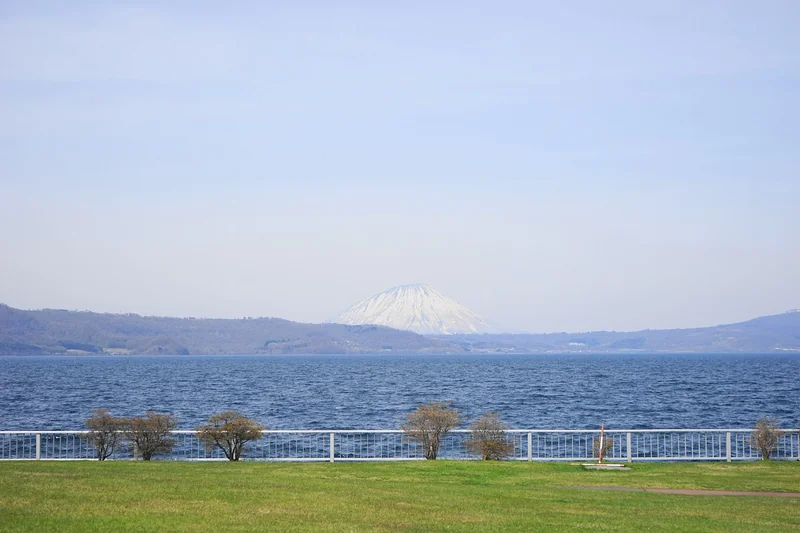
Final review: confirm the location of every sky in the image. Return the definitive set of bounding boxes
[1,1,799,333]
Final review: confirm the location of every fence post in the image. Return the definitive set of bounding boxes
[329,432,335,463]
[626,432,632,463]
[527,432,532,461]
[35,433,41,460]
[726,432,732,462]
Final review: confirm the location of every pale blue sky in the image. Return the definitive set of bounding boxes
[1,1,798,332]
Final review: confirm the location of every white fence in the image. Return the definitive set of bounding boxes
[1,429,798,462]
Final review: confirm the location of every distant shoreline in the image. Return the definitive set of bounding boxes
[2,303,799,356]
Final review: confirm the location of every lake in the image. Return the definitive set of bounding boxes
[0,354,798,430]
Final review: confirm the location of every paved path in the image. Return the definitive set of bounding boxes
[567,486,800,498]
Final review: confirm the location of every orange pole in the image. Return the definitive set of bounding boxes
[598,423,605,463]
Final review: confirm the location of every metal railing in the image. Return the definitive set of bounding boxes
[1,429,797,462]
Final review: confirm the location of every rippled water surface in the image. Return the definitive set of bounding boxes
[1,354,798,430]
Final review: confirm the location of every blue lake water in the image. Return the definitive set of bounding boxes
[0,354,798,430]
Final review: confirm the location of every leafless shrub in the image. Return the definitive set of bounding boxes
[85,409,123,461]
[197,411,265,461]
[467,413,514,460]
[751,417,784,460]
[592,435,614,460]
[123,412,178,461]
[402,401,461,460]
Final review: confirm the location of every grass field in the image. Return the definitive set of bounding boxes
[1,461,798,532]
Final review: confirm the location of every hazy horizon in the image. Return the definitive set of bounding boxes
[2,1,799,333]
[2,285,797,335]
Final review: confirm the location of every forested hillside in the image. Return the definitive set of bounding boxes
[0,304,457,355]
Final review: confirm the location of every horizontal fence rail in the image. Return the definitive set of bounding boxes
[0,429,797,462]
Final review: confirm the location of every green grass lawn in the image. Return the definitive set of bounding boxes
[1,461,798,532]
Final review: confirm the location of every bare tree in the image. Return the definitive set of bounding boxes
[197,411,265,461]
[467,413,513,460]
[751,417,784,460]
[85,409,123,461]
[402,401,461,460]
[592,435,614,461]
[123,412,178,461]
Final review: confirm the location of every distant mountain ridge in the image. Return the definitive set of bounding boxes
[443,309,800,354]
[0,303,798,355]
[0,303,452,355]
[328,284,496,334]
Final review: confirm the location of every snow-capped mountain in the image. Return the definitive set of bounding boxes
[328,284,495,335]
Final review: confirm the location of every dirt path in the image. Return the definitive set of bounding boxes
[567,486,800,498]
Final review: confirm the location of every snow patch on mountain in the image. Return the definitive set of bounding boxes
[328,284,496,335]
